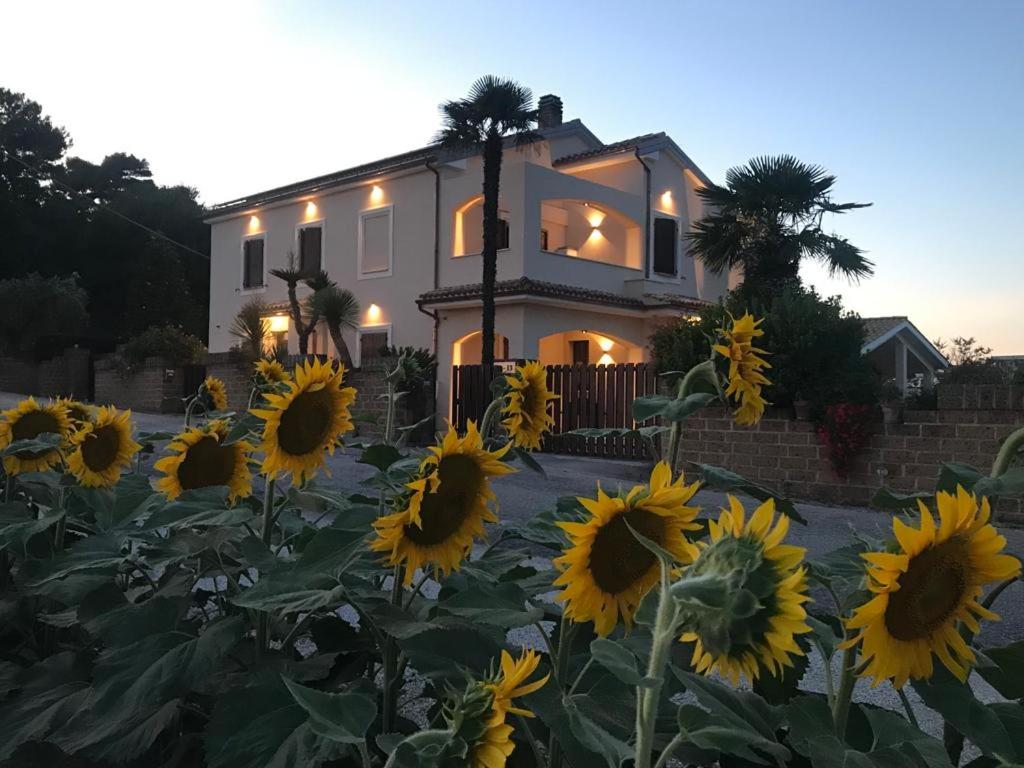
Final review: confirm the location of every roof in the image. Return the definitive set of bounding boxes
[417,277,708,313]
[861,316,948,367]
[862,316,908,345]
[552,133,666,166]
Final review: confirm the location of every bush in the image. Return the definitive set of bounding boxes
[119,324,206,372]
[650,282,878,416]
[0,272,89,358]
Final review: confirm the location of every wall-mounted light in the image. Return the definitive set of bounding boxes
[660,190,673,207]
[586,228,605,244]
[586,208,606,228]
[367,303,382,322]
[370,185,384,204]
[305,201,318,218]
[597,336,614,352]
[248,215,260,231]
[267,315,289,333]
[598,353,615,366]
[564,247,579,257]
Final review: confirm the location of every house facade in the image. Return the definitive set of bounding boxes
[205,95,737,418]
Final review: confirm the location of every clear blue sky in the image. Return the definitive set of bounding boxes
[3,1,1021,351]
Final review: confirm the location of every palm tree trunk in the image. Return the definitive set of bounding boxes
[285,281,310,355]
[327,324,353,368]
[480,128,503,375]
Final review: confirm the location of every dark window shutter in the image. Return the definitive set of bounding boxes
[300,226,322,273]
[244,239,264,288]
[571,340,589,365]
[653,218,677,275]
[497,218,510,250]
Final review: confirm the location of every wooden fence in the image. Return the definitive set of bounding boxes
[451,362,660,460]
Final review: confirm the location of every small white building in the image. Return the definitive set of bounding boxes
[861,316,948,391]
[205,95,736,417]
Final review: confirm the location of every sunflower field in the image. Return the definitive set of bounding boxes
[0,317,1022,768]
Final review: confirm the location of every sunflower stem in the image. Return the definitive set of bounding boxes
[384,379,397,446]
[812,637,836,708]
[514,713,546,768]
[382,565,404,734]
[547,612,574,768]
[255,475,277,659]
[635,562,678,768]
[895,686,919,728]
[981,576,1018,611]
[832,644,858,739]
[479,396,504,440]
[990,426,1024,478]
[664,360,713,473]
[653,732,686,768]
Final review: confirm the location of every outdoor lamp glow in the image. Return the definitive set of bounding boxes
[367,303,382,321]
[267,315,289,333]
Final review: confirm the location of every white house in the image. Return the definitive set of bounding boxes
[205,95,737,417]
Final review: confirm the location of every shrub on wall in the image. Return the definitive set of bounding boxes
[116,324,206,374]
[650,282,878,414]
[817,402,874,477]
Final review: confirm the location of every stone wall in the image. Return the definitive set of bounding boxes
[938,384,1024,411]
[676,407,1024,523]
[0,349,91,400]
[347,358,433,442]
[205,352,255,411]
[94,357,186,413]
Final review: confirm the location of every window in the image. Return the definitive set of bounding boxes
[653,217,678,276]
[356,324,392,367]
[571,340,590,365]
[242,237,265,289]
[298,224,322,274]
[359,205,393,278]
[496,218,510,250]
[540,228,549,251]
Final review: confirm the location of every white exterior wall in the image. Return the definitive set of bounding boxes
[208,170,437,358]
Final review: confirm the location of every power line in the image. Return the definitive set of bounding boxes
[0,148,210,261]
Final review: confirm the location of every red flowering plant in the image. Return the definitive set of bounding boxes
[817,402,874,477]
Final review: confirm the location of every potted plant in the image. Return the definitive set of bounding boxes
[880,380,904,425]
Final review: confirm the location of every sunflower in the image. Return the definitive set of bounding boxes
[501,361,557,450]
[153,420,254,502]
[370,422,514,585]
[254,358,288,383]
[553,462,701,636]
[0,397,72,475]
[712,312,771,427]
[680,496,812,685]
[470,649,549,768]
[66,406,141,488]
[57,397,95,433]
[203,376,229,411]
[251,358,356,481]
[842,487,1021,689]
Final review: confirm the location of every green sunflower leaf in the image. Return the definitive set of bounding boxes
[590,638,657,688]
[976,640,1024,699]
[0,432,61,457]
[516,494,586,550]
[689,463,807,524]
[871,487,932,510]
[357,443,403,473]
[281,677,376,744]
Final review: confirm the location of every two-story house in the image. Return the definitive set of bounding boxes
[205,95,738,418]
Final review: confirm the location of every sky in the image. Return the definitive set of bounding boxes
[3,1,1022,352]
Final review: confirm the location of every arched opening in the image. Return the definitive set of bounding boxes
[453,331,511,366]
[539,200,641,269]
[453,195,510,257]
[538,330,643,366]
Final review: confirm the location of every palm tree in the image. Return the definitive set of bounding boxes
[687,155,873,287]
[308,286,359,366]
[436,76,537,370]
[269,255,333,355]
[229,298,270,359]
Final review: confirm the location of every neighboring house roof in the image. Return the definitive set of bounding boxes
[861,316,948,367]
[417,277,709,313]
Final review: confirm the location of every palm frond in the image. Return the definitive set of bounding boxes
[229,298,269,357]
[309,286,360,331]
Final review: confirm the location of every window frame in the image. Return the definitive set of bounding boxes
[358,204,395,279]
[294,218,325,276]
[354,323,392,368]
[240,232,267,293]
[651,213,681,279]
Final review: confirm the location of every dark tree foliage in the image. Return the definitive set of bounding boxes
[687,155,872,286]
[0,87,209,348]
[0,272,88,357]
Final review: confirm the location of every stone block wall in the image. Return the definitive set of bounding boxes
[938,384,1024,411]
[675,407,1024,523]
[0,349,91,400]
[205,353,256,411]
[94,357,185,413]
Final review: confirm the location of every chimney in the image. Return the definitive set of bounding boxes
[537,94,563,129]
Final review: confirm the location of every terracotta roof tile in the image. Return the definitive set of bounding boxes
[553,133,665,166]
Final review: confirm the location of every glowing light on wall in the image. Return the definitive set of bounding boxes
[597,336,614,352]
[248,215,260,231]
[586,208,606,228]
[305,201,318,218]
[370,185,384,204]
[367,303,382,322]
[598,353,615,366]
[267,315,289,333]
[564,247,579,257]
[586,228,605,244]
[661,190,673,207]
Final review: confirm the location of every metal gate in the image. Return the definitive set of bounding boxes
[451,363,659,459]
